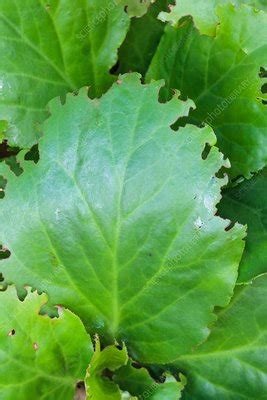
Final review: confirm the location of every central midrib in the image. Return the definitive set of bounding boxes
[109,91,147,336]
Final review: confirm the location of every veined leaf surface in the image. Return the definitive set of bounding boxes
[85,339,128,399]
[160,0,267,36]
[0,73,245,364]
[0,287,93,400]
[0,0,130,147]
[173,274,267,399]
[147,5,267,178]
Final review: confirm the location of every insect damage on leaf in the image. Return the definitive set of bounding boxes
[218,167,267,283]
[159,0,267,35]
[0,73,246,365]
[0,286,93,400]
[173,274,267,400]
[0,0,131,147]
[147,4,267,179]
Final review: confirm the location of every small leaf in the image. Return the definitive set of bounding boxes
[0,287,93,400]
[114,361,184,399]
[85,338,128,399]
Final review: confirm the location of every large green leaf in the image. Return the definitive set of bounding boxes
[0,0,130,148]
[160,0,267,36]
[173,274,267,399]
[147,4,267,179]
[0,286,93,400]
[0,73,245,364]
[114,361,183,399]
[85,338,128,399]
[118,0,172,76]
[218,168,267,282]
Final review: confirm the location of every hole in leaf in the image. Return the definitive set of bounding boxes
[0,176,6,199]
[25,144,40,164]
[75,381,86,400]
[76,381,85,390]
[201,143,211,160]
[0,246,11,260]
[158,373,167,383]
[225,220,235,232]
[259,67,267,78]
[0,140,19,159]
[132,361,142,369]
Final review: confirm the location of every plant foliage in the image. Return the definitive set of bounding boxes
[0,0,266,398]
[147,4,267,178]
[0,287,93,399]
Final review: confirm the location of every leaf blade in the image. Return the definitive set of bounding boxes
[0,73,245,364]
[173,274,267,399]
[147,4,267,178]
[0,287,93,400]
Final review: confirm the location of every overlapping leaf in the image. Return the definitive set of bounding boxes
[160,0,267,36]
[218,168,267,282]
[0,287,93,400]
[85,339,128,399]
[173,274,267,399]
[118,0,172,76]
[0,73,245,364]
[147,4,267,178]
[114,361,183,399]
[0,0,131,147]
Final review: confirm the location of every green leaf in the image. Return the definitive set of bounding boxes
[218,168,267,282]
[0,0,130,148]
[160,0,267,36]
[85,338,128,399]
[114,362,184,399]
[0,73,245,364]
[0,286,93,400]
[85,338,183,399]
[147,5,267,179]
[173,274,267,400]
[118,0,172,76]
